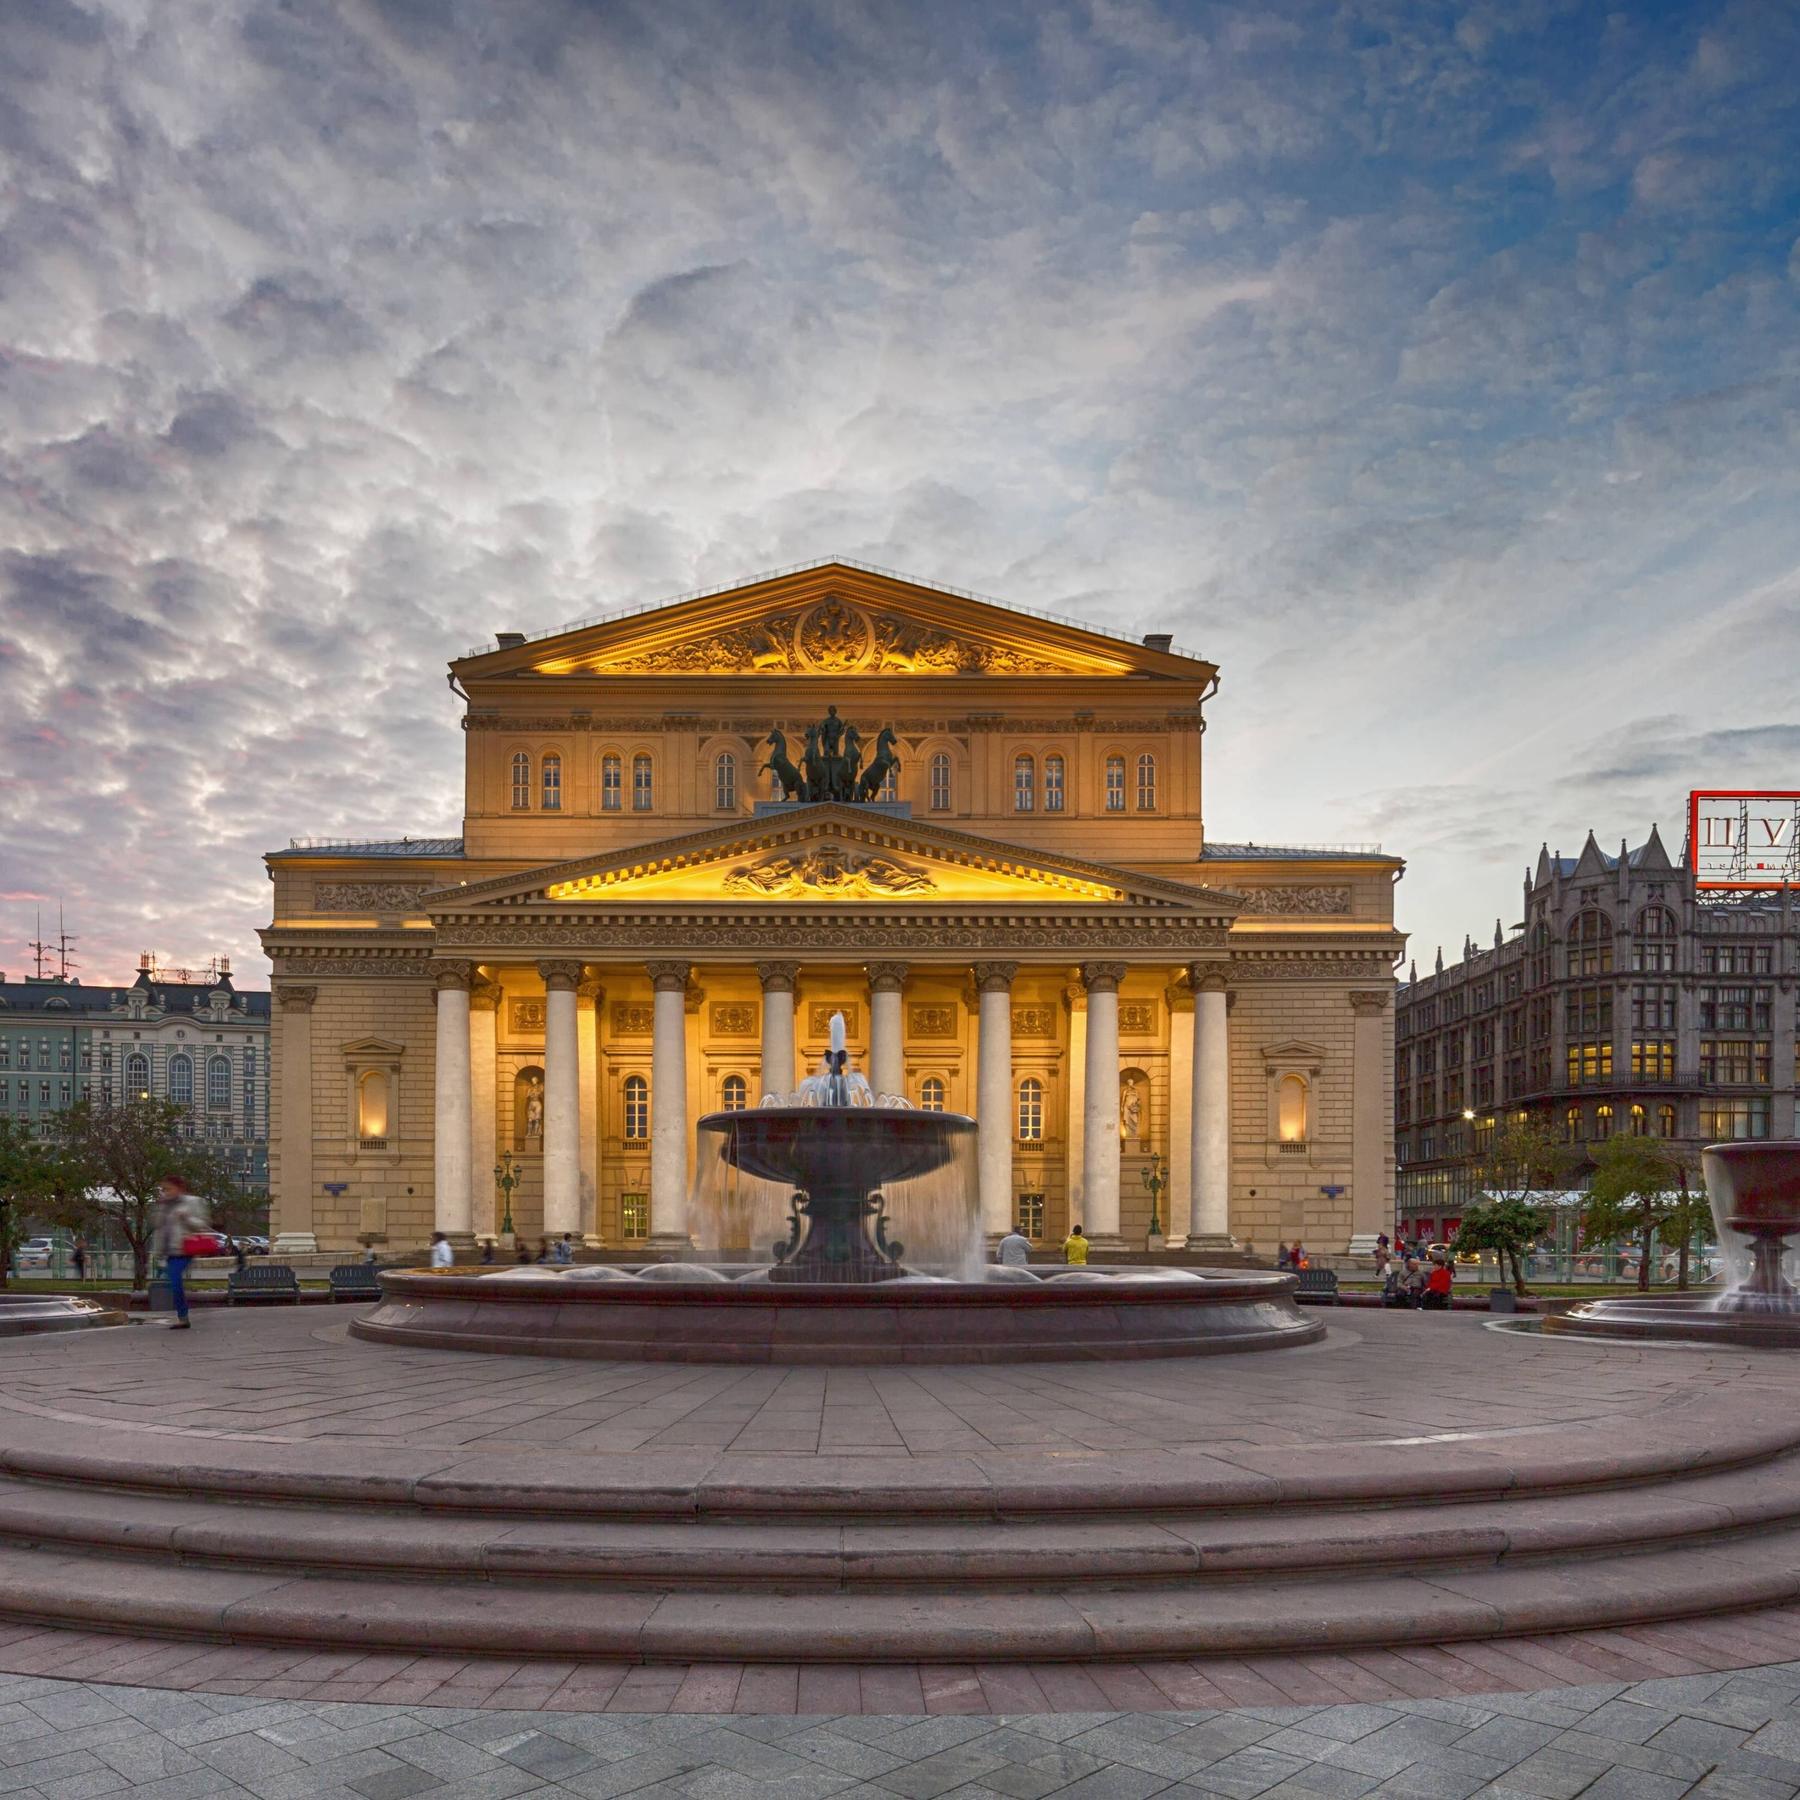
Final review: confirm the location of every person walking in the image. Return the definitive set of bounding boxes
[429,1231,454,1270]
[553,1233,574,1265]
[71,1235,87,1282]
[996,1224,1032,1267]
[153,1174,212,1331]
[1062,1223,1089,1266]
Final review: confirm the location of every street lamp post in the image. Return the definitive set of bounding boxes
[1141,1150,1167,1253]
[493,1150,519,1247]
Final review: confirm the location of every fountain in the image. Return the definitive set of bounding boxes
[353,1011,1323,1362]
[1546,1139,1800,1347]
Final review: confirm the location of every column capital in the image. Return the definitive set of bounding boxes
[1079,960,1128,994]
[433,961,476,994]
[972,960,1019,994]
[469,980,503,1013]
[866,961,910,993]
[647,960,692,993]
[756,960,800,992]
[274,983,317,1012]
[1165,983,1195,1014]
[577,975,605,1003]
[1187,962,1230,994]
[1064,981,1087,1015]
[1349,988,1393,1015]
[537,959,584,992]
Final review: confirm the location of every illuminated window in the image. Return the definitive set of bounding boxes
[510,752,531,809]
[125,1052,149,1097]
[601,753,622,811]
[1017,1076,1044,1140]
[1104,755,1126,812]
[358,1069,389,1142]
[632,754,653,812]
[1629,1103,1647,1136]
[1017,1192,1045,1237]
[206,1056,230,1110]
[1701,1096,1770,1140]
[919,1076,946,1111]
[1658,1103,1676,1137]
[1044,754,1065,812]
[1136,753,1157,811]
[721,1074,749,1112]
[623,1074,649,1139]
[1278,1073,1308,1143]
[879,759,898,802]
[1595,1103,1614,1140]
[1013,754,1034,813]
[620,1192,648,1238]
[541,752,562,811]
[168,1054,193,1106]
[929,753,951,811]
[715,752,737,811]
[1567,910,1613,977]
[1565,1104,1582,1142]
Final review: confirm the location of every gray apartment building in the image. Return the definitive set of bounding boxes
[1395,826,1799,1241]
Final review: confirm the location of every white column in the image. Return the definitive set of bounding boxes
[271,985,317,1251]
[1168,987,1195,1245]
[469,982,500,1241]
[539,961,582,1239]
[973,961,1018,1239]
[757,962,798,1101]
[1190,964,1232,1245]
[647,960,693,1247]
[1081,962,1125,1247]
[1065,981,1086,1231]
[1348,988,1393,1256]
[867,963,908,1102]
[578,979,602,1244]
[432,963,474,1242]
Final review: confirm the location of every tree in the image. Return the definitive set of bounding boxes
[1470,1115,1569,1212]
[1451,1195,1552,1295]
[1584,1135,1690,1292]
[0,1120,78,1287]
[50,1099,215,1286]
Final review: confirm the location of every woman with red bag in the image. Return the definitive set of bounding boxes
[154,1174,217,1331]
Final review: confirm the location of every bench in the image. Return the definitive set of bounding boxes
[1294,1267,1340,1305]
[226,1264,301,1305]
[328,1263,384,1303]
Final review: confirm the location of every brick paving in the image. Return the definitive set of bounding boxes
[1,1665,1799,1796]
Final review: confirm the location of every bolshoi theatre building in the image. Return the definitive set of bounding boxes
[262,561,1404,1258]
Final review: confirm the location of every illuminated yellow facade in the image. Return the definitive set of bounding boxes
[263,561,1404,1258]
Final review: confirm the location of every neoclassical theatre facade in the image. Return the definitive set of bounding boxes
[263,563,1404,1256]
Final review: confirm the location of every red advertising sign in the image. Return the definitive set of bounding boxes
[1688,791,1800,889]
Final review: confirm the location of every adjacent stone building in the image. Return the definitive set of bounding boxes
[262,561,1405,1256]
[1396,826,1800,1240]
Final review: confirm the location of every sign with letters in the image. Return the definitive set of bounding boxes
[1689,790,1800,889]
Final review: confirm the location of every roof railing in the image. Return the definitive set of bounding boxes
[459,555,1203,662]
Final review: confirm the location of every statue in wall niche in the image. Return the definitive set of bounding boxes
[1119,1074,1144,1141]
[524,1075,544,1139]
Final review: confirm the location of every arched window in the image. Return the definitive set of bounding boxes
[125,1051,149,1098]
[1658,1103,1676,1138]
[1044,754,1065,813]
[1634,905,1677,972]
[358,1069,389,1141]
[510,752,531,810]
[1104,755,1126,812]
[601,752,622,812]
[206,1056,231,1110]
[168,1054,193,1106]
[1136,753,1157,811]
[623,1074,649,1139]
[929,753,951,812]
[1629,1103,1647,1136]
[540,752,562,810]
[1278,1074,1307,1143]
[715,752,737,811]
[632,753,653,812]
[721,1074,748,1112]
[879,759,899,802]
[1017,1076,1044,1140]
[1013,754,1034,812]
[920,1076,946,1112]
[1567,910,1613,976]
[1565,1104,1582,1143]
[1595,1103,1614,1140]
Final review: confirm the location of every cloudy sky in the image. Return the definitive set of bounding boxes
[3,0,1797,985]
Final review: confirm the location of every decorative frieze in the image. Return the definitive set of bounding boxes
[808,1002,859,1036]
[710,1002,757,1036]
[434,922,1234,952]
[610,1002,653,1035]
[313,882,433,912]
[1118,1001,1156,1034]
[1011,1004,1056,1039]
[509,999,546,1033]
[909,1003,957,1038]
[1232,885,1353,915]
[1232,956,1396,981]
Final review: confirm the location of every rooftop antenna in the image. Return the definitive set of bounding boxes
[27,907,50,980]
[55,902,77,981]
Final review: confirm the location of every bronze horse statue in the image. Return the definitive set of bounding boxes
[856,726,901,801]
[760,728,803,801]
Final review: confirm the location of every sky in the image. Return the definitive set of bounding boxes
[2,0,1797,986]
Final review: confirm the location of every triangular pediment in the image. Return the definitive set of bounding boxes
[427,807,1239,917]
[452,560,1214,682]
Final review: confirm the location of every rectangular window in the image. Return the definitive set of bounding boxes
[602,757,622,811]
[632,757,653,811]
[1104,757,1126,812]
[1566,1043,1612,1084]
[1700,1040,1770,1085]
[1043,757,1064,813]
[1013,758,1034,813]
[1017,1193,1045,1238]
[620,1193,648,1239]
[1700,1097,1771,1140]
[929,756,951,812]
[1631,1040,1676,1080]
[1136,754,1156,810]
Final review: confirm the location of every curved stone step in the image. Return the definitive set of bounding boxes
[1,1523,1798,1661]
[2,1450,1800,1589]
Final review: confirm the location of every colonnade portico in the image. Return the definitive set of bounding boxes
[427,953,1237,1253]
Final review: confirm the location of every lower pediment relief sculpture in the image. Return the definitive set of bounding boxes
[723,847,936,899]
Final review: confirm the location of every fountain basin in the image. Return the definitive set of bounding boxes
[0,1294,128,1337]
[349,1265,1325,1363]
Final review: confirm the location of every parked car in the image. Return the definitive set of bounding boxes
[14,1237,55,1269]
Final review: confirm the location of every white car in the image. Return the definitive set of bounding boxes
[14,1237,55,1269]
